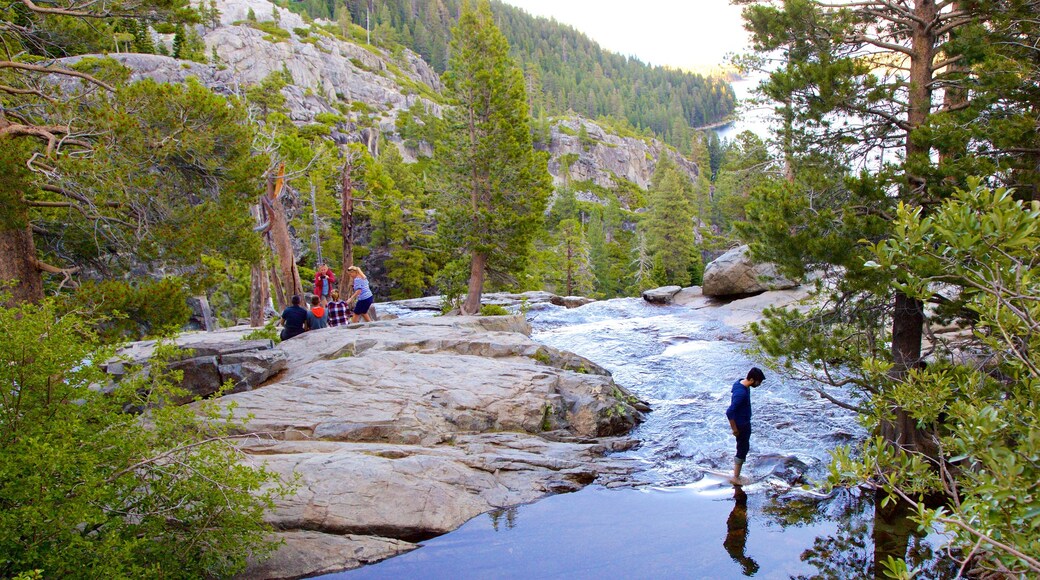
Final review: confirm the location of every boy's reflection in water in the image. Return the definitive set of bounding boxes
[724,485,761,576]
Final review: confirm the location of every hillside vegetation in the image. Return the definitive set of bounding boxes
[283,0,736,151]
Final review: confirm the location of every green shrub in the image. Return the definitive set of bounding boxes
[479,304,510,316]
[0,297,293,578]
[72,277,192,341]
[243,320,281,343]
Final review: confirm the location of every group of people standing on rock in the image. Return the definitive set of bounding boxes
[277,264,375,341]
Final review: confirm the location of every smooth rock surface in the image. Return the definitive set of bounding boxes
[159,315,649,578]
[642,285,683,304]
[702,245,799,297]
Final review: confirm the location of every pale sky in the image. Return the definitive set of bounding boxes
[498,0,750,72]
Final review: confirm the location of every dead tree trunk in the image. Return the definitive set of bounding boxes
[262,164,302,309]
[339,151,357,297]
[249,204,271,327]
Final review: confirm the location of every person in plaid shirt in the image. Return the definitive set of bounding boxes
[325,289,353,327]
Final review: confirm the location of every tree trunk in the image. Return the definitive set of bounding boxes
[249,204,271,327]
[249,263,268,327]
[0,224,43,305]
[265,167,302,308]
[461,251,486,315]
[904,0,938,200]
[339,154,356,297]
[880,1,938,452]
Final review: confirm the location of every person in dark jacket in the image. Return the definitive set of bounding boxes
[306,295,328,330]
[726,367,765,484]
[278,295,308,341]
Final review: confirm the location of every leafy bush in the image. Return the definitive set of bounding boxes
[479,304,510,316]
[73,277,191,341]
[243,320,281,343]
[829,182,1040,575]
[0,297,293,578]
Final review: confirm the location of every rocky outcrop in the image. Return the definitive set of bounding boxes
[642,285,683,304]
[551,295,596,308]
[159,315,647,578]
[383,291,563,313]
[107,333,288,398]
[672,285,814,330]
[547,117,699,193]
[702,245,799,297]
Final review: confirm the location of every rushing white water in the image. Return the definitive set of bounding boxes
[528,298,863,485]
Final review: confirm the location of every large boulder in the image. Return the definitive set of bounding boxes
[108,333,288,398]
[642,285,682,304]
[702,245,798,297]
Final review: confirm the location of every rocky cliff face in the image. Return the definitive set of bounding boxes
[103,0,699,197]
[547,117,699,196]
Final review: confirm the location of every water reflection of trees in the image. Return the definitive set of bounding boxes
[487,507,519,532]
[761,488,958,579]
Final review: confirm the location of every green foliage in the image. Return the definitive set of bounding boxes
[369,146,437,299]
[435,0,551,299]
[27,77,267,286]
[819,182,1040,575]
[72,277,191,342]
[479,304,510,316]
[0,298,292,578]
[198,254,251,324]
[244,19,291,42]
[554,218,594,296]
[645,155,696,287]
[243,320,281,343]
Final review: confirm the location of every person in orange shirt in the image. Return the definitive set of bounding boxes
[306,295,328,330]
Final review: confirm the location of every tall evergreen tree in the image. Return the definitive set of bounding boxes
[556,218,594,297]
[435,0,551,314]
[645,155,696,287]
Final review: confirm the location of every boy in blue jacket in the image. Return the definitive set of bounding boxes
[727,367,766,483]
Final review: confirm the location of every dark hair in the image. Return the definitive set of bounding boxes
[291,295,301,306]
[747,367,766,382]
[311,295,320,306]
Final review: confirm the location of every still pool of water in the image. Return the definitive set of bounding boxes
[327,298,959,578]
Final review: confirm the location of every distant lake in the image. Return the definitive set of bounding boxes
[715,74,772,142]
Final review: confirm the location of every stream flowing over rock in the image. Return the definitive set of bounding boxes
[138,316,648,578]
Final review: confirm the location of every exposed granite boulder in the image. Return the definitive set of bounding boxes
[642,285,683,304]
[108,333,288,397]
[702,245,799,298]
[131,316,649,578]
[238,531,414,580]
[551,295,596,308]
[383,291,561,314]
[672,285,814,330]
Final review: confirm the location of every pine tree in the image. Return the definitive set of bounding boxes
[372,146,434,299]
[587,210,609,298]
[645,155,695,287]
[556,218,594,297]
[435,0,551,314]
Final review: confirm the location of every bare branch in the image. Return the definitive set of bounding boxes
[0,60,115,91]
